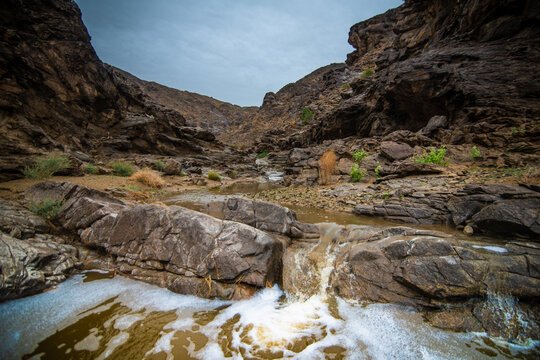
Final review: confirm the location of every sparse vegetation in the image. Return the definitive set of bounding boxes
[300,107,314,125]
[227,169,238,179]
[341,83,351,90]
[207,170,221,181]
[350,148,368,182]
[510,127,526,134]
[257,152,268,159]
[374,164,382,178]
[154,160,164,171]
[130,169,165,188]
[361,68,374,78]
[84,163,99,174]
[353,149,367,163]
[23,155,70,179]
[414,146,448,166]
[470,146,481,161]
[350,163,367,182]
[30,198,64,220]
[109,161,135,177]
[318,150,337,185]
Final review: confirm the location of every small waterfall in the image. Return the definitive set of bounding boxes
[482,289,536,344]
[284,223,346,301]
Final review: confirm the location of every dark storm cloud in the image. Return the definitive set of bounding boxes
[75,0,402,106]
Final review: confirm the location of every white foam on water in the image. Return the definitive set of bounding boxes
[2,271,539,359]
[95,332,129,360]
[73,329,101,352]
[113,314,145,330]
[0,271,226,359]
[472,245,508,253]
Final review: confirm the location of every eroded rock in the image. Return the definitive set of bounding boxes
[26,182,283,299]
[0,232,79,301]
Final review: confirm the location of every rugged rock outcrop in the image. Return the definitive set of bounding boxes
[228,0,539,178]
[0,0,248,181]
[281,221,540,338]
[328,230,540,338]
[25,181,284,299]
[0,200,79,301]
[0,232,79,301]
[353,183,540,239]
[105,65,257,136]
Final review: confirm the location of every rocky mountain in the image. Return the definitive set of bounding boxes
[234,0,539,158]
[104,65,257,136]
[0,0,247,182]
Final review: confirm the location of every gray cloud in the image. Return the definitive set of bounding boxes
[75,0,402,106]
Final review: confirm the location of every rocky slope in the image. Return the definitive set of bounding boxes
[0,0,248,182]
[105,65,257,136]
[227,0,539,159]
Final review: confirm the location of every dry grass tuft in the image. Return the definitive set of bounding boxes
[318,150,337,185]
[130,169,165,188]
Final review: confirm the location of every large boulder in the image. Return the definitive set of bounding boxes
[330,237,540,306]
[379,141,414,161]
[470,198,540,237]
[0,232,79,301]
[162,159,183,175]
[26,182,284,299]
[0,200,50,238]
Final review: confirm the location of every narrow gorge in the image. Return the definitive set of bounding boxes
[0,0,539,359]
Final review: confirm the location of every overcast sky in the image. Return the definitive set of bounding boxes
[75,0,402,106]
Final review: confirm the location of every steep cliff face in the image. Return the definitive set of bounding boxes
[236,0,539,157]
[0,0,238,181]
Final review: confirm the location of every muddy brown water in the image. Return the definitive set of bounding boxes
[2,186,539,359]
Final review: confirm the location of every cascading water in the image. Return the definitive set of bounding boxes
[1,271,539,358]
[3,220,539,359]
[482,289,537,344]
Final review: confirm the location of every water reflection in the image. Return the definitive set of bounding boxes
[1,272,538,359]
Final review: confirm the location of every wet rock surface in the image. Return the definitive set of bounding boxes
[0,231,79,301]
[276,218,540,338]
[353,183,540,239]
[25,181,284,299]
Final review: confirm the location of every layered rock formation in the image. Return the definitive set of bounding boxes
[0,0,248,182]
[353,183,540,238]
[0,200,79,301]
[24,181,285,299]
[229,0,539,173]
[282,222,540,338]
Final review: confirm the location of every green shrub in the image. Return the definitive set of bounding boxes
[84,163,99,174]
[353,149,367,163]
[207,170,221,181]
[414,146,448,166]
[23,155,70,179]
[154,160,164,171]
[374,164,382,178]
[510,127,526,134]
[470,146,481,161]
[341,83,351,90]
[30,198,64,220]
[109,161,135,177]
[350,164,367,182]
[361,68,374,78]
[300,108,314,125]
[257,152,268,159]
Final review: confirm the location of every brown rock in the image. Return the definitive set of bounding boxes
[163,159,183,175]
[379,141,414,161]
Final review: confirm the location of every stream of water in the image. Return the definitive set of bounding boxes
[2,270,538,359]
[1,186,539,359]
